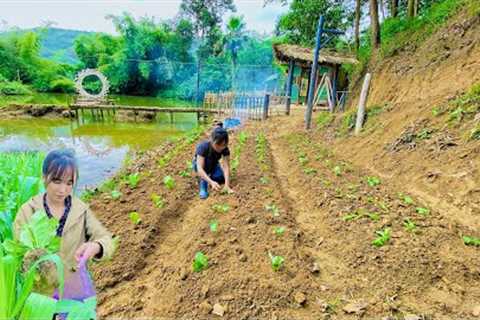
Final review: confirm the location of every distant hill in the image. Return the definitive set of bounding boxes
[0,27,93,65]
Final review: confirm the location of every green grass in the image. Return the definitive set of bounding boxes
[316,112,334,129]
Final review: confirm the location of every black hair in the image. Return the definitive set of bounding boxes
[210,127,229,145]
[42,149,79,185]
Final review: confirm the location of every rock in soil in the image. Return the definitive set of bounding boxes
[212,303,226,316]
[311,262,321,274]
[343,301,368,314]
[199,301,213,315]
[472,305,480,317]
[294,292,307,306]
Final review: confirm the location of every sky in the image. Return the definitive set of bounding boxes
[0,0,289,34]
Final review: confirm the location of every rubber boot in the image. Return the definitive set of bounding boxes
[199,179,209,199]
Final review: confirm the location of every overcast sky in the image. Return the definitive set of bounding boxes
[0,0,289,34]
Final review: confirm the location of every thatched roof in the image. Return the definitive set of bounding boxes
[273,43,358,67]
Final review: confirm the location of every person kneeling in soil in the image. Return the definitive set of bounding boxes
[193,127,234,199]
[14,149,114,298]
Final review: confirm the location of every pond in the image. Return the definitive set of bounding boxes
[0,109,200,192]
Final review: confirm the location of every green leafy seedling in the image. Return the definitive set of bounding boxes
[404,218,417,232]
[163,175,175,190]
[151,193,165,208]
[366,176,381,187]
[111,190,122,200]
[129,211,141,225]
[192,251,208,272]
[265,204,280,217]
[273,226,286,236]
[269,252,284,271]
[179,170,190,178]
[303,167,317,175]
[399,193,414,205]
[239,131,248,144]
[212,203,230,213]
[127,173,140,189]
[372,228,391,247]
[343,212,360,221]
[416,207,430,216]
[209,219,218,233]
[259,177,269,184]
[298,155,309,166]
[463,236,480,246]
[333,165,342,176]
[367,212,380,221]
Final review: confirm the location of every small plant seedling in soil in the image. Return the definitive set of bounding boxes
[367,212,380,221]
[333,165,342,176]
[463,236,480,246]
[151,193,165,208]
[298,154,309,166]
[399,193,414,205]
[111,190,122,200]
[209,219,218,233]
[193,251,208,272]
[212,203,230,213]
[269,252,284,271]
[273,226,286,236]
[372,228,391,247]
[259,176,269,184]
[128,173,140,189]
[129,211,141,225]
[303,167,317,175]
[343,212,360,221]
[265,204,280,217]
[239,131,248,144]
[404,218,417,232]
[366,176,381,187]
[179,170,190,178]
[416,207,430,216]
[163,175,176,190]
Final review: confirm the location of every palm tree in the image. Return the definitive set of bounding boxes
[224,16,247,91]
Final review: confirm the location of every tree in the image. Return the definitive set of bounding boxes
[390,0,399,17]
[355,0,362,52]
[276,0,348,47]
[408,0,416,17]
[224,16,247,90]
[370,0,381,48]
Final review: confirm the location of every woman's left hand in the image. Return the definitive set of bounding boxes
[75,242,101,263]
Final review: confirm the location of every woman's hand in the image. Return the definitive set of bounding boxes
[210,180,221,191]
[75,241,101,264]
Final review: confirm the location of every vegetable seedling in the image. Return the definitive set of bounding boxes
[127,173,140,189]
[212,203,230,213]
[192,252,208,272]
[129,211,141,225]
[269,252,284,271]
[111,190,122,200]
[366,176,381,187]
[404,218,417,232]
[265,204,280,217]
[416,207,430,216]
[273,226,286,236]
[209,220,218,233]
[179,170,190,178]
[372,228,391,247]
[151,193,165,208]
[259,177,269,184]
[163,175,175,190]
[333,166,342,176]
[463,236,480,246]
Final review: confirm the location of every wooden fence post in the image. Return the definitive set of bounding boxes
[263,94,270,120]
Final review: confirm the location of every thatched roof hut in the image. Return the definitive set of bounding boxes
[273,43,358,67]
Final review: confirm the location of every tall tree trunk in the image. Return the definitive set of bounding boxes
[355,0,361,52]
[370,0,381,48]
[414,0,419,16]
[391,0,399,17]
[408,0,415,18]
[379,0,385,21]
